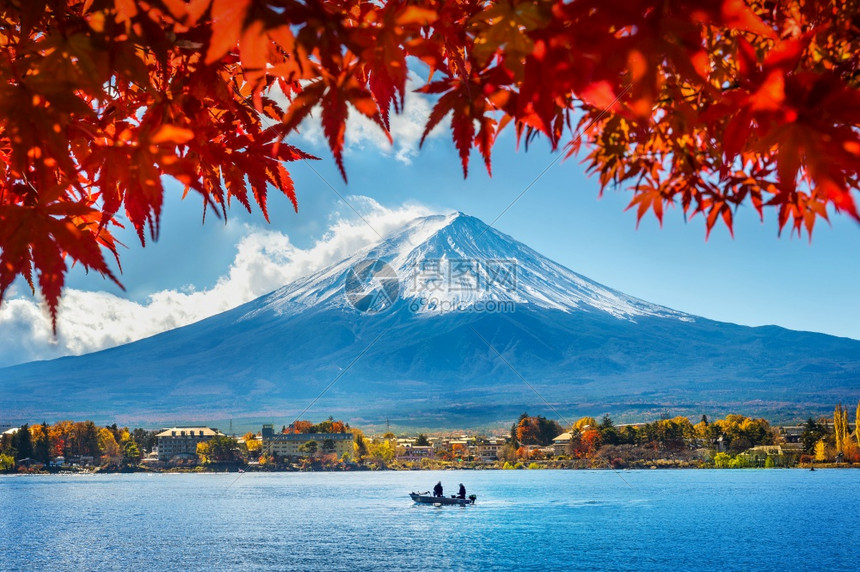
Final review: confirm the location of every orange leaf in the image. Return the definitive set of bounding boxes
[240,19,268,77]
[206,0,251,64]
[580,81,619,111]
[749,71,785,111]
[721,0,776,39]
[395,6,437,26]
[150,125,195,145]
[114,0,138,23]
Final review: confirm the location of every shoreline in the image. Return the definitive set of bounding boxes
[6,462,858,476]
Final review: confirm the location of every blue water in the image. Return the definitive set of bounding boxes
[1,469,857,571]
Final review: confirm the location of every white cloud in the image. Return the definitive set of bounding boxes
[295,71,445,164]
[0,199,436,368]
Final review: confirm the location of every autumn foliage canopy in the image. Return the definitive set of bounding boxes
[1,0,858,327]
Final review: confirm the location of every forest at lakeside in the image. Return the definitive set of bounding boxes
[2,403,858,473]
[506,404,859,469]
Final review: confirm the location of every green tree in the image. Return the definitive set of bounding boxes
[618,426,638,446]
[298,440,318,458]
[33,423,51,464]
[801,418,830,454]
[321,439,336,454]
[598,415,620,445]
[713,452,732,468]
[764,456,775,469]
[207,436,241,463]
[0,432,14,458]
[729,455,752,469]
[415,434,430,447]
[0,453,15,472]
[132,428,158,454]
[76,421,101,458]
[122,440,141,465]
[13,424,33,461]
[638,423,658,448]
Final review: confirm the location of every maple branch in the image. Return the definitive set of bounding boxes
[1,0,859,328]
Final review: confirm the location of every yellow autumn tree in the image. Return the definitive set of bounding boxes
[352,429,369,461]
[97,427,121,464]
[196,442,211,464]
[814,439,828,463]
[834,404,849,453]
[855,401,860,447]
[367,438,395,464]
[243,432,262,453]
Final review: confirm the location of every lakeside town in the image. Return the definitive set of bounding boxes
[3,404,859,473]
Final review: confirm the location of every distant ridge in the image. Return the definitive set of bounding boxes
[2,212,858,427]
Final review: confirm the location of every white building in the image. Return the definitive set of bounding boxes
[156,426,224,461]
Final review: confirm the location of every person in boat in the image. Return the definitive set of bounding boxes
[433,481,443,497]
[457,483,466,499]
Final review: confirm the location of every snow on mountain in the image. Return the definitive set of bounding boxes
[247,212,692,322]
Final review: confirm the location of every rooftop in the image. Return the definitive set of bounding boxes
[156,427,222,438]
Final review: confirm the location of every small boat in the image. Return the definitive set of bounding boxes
[410,492,476,506]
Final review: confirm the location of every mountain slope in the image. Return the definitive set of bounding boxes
[1,213,858,426]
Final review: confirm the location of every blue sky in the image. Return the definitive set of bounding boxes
[1,89,858,367]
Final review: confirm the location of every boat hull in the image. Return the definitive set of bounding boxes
[410,493,475,505]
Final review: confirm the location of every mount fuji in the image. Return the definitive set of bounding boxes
[2,212,858,427]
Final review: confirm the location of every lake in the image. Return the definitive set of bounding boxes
[1,469,857,571]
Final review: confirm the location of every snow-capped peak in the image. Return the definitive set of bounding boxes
[244,212,693,323]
